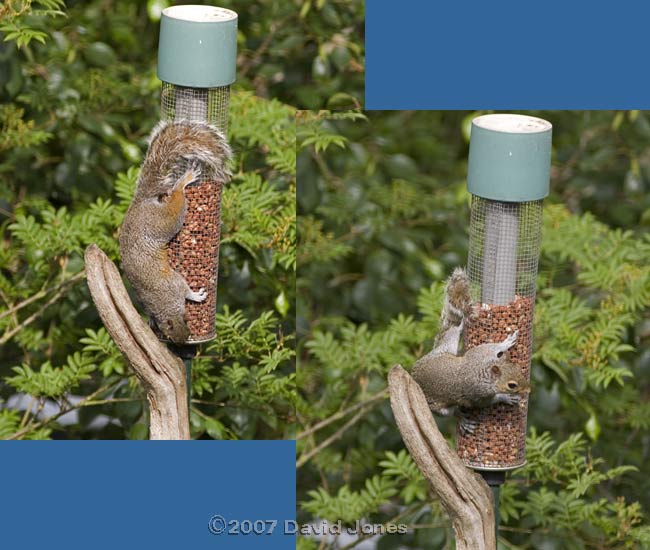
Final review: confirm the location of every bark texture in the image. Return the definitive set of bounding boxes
[84,244,190,440]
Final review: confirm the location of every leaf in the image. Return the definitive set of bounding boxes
[275,291,289,317]
[584,414,601,442]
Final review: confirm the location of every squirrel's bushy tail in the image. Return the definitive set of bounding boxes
[139,120,232,192]
[446,267,471,314]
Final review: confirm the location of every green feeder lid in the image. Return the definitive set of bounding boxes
[467,114,552,202]
[158,5,237,88]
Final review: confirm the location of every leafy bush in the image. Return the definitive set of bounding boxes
[231,0,365,109]
[296,110,650,549]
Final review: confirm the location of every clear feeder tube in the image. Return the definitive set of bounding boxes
[456,114,552,471]
[155,5,237,344]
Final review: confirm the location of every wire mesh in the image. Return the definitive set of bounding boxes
[467,198,542,304]
[161,83,230,133]
[154,82,230,343]
[457,196,543,470]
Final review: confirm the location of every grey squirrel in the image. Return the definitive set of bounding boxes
[411,268,529,433]
[119,120,231,344]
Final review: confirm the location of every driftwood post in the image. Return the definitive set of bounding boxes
[84,244,190,440]
[388,365,495,549]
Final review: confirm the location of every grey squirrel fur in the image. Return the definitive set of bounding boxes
[119,120,231,344]
[411,268,529,432]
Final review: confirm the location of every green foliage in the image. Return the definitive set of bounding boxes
[7,352,95,397]
[499,430,644,548]
[302,450,428,524]
[229,0,364,109]
[0,0,66,48]
[0,409,51,439]
[297,110,367,152]
[0,104,51,150]
[188,307,295,439]
[222,172,295,270]
[304,475,397,524]
[297,111,650,549]
[379,450,428,504]
[0,0,295,440]
[79,328,124,376]
[535,204,649,390]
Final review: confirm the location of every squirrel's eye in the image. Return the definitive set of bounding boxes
[507,381,518,390]
[497,351,504,358]
[157,193,169,203]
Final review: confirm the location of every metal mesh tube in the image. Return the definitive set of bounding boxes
[156,82,230,343]
[161,83,230,133]
[457,196,543,470]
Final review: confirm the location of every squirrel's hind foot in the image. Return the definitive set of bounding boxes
[500,329,519,350]
[458,413,479,436]
[186,287,208,303]
[503,330,519,348]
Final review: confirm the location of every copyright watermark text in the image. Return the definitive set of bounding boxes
[208,516,408,536]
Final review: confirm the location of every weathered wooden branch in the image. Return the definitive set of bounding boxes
[84,244,190,440]
[388,365,495,550]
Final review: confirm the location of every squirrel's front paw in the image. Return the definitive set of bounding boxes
[187,287,208,303]
[185,161,202,186]
[494,393,522,407]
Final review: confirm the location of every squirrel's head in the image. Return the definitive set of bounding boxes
[489,361,530,395]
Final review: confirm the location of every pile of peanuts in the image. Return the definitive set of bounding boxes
[456,294,535,469]
[167,180,223,343]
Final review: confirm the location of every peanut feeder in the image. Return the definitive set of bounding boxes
[456,114,552,472]
[156,5,237,343]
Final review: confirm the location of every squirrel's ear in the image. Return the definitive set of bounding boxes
[491,364,501,377]
[156,191,171,203]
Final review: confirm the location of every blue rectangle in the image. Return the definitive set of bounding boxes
[0,441,296,549]
[366,1,650,109]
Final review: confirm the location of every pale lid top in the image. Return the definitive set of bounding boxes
[162,5,237,23]
[472,113,552,134]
